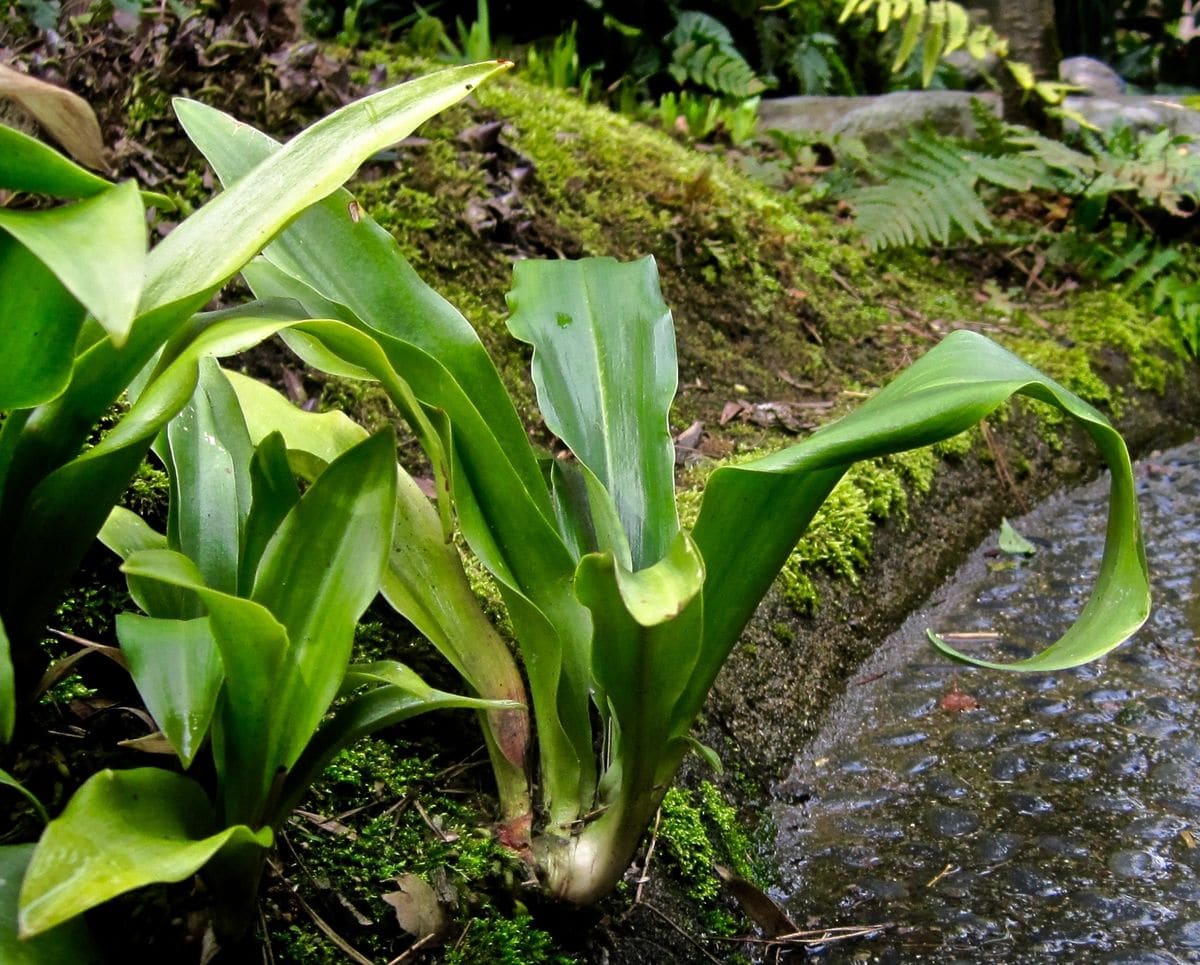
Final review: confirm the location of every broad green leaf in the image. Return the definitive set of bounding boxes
[120,549,289,826]
[222,368,368,473]
[163,359,254,595]
[0,123,112,197]
[0,65,106,170]
[998,517,1036,555]
[507,257,679,570]
[251,430,397,771]
[145,62,510,317]
[0,845,100,963]
[0,181,146,345]
[0,236,85,409]
[577,532,705,804]
[690,329,1148,716]
[98,506,167,560]
[238,432,300,597]
[18,769,271,937]
[115,614,222,768]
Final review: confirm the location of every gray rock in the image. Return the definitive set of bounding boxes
[1065,95,1200,140]
[943,47,1002,88]
[757,91,1001,150]
[1060,55,1126,96]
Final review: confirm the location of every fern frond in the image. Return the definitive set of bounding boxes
[851,132,995,249]
[667,9,767,98]
[671,41,766,97]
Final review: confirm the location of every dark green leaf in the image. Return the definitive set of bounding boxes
[0,845,100,963]
[238,432,300,597]
[163,359,254,595]
[251,430,397,771]
[0,123,111,197]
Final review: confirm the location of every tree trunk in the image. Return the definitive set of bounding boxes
[976,0,1061,127]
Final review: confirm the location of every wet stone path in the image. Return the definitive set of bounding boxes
[773,441,1200,963]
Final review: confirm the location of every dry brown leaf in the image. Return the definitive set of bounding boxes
[118,732,177,755]
[714,863,797,938]
[382,873,448,945]
[0,63,107,170]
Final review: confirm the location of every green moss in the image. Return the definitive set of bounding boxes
[658,780,765,905]
[443,914,575,965]
[933,426,979,460]
[274,736,564,963]
[658,786,721,902]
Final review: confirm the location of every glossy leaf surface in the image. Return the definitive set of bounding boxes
[691,328,1149,704]
[162,358,254,596]
[0,123,112,197]
[19,769,270,936]
[0,845,99,963]
[507,256,679,569]
[115,614,221,768]
[0,237,85,410]
[0,180,145,345]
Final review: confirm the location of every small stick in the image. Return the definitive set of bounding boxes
[926,864,958,888]
[385,932,439,965]
[266,858,373,965]
[635,808,663,905]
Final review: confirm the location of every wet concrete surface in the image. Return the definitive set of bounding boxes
[773,441,1200,963]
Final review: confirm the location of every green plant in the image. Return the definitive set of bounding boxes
[183,97,1148,907]
[667,9,767,99]
[658,89,759,144]
[14,373,514,945]
[0,59,510,733]
[846,125,1057,249]
[1,60,532,955]
[525,23,599,101]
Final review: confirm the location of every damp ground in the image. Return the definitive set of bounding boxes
[773,440,1200,964]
